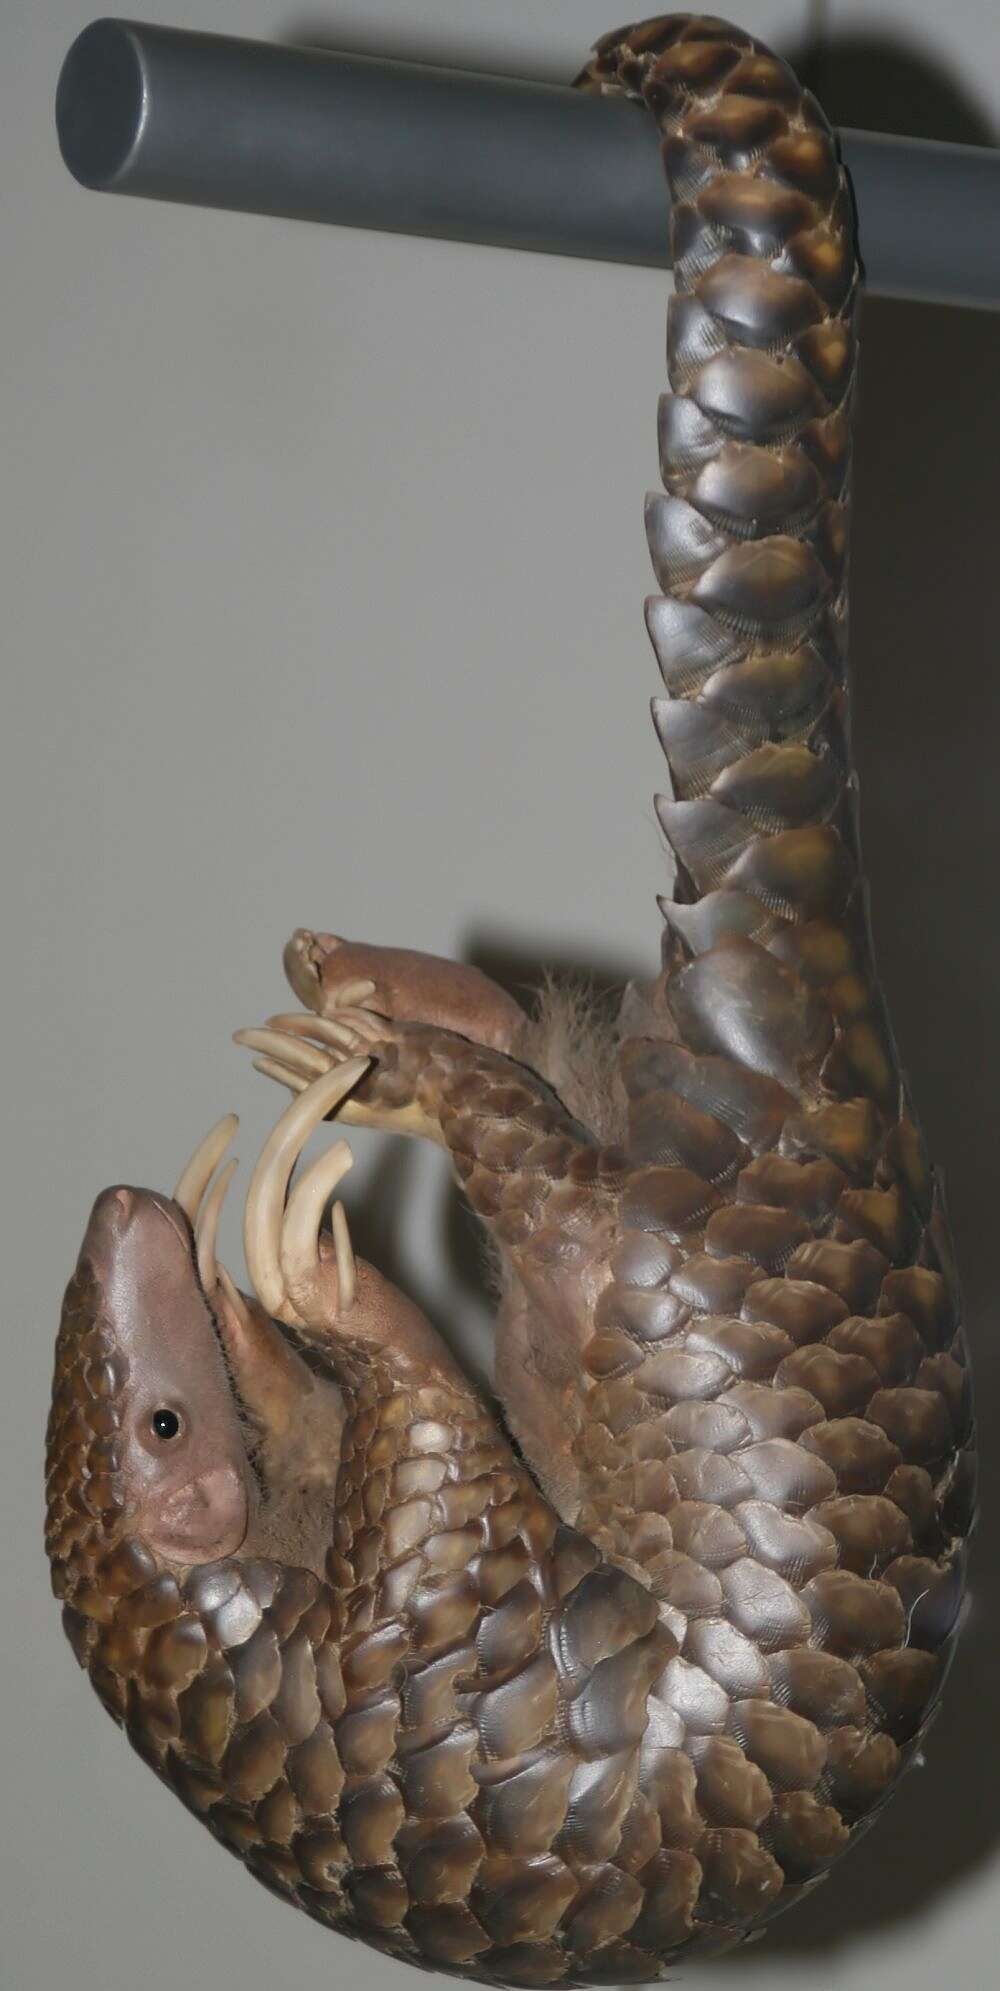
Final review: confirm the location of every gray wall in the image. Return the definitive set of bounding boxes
[4,4,998,1988]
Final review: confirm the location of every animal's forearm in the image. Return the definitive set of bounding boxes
[326,1020,622,1258]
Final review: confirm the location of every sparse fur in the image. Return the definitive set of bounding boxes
[524,973,627,1144]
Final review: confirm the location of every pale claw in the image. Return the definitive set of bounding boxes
[250,1053,308,1095]
[173,1114,240,1299]
[241,1057,370,1325]
[268,1007,388,1050]
[327,977,378,1011]
[173,1112,239,1225]
[234,1026,332,1080]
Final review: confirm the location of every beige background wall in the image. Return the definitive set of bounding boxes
[4,4,998,1987]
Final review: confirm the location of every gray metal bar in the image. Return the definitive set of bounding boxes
[56,16,1000,309]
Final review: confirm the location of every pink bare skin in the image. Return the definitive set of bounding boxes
[285,927,528,1055]
[68,1171,471,1586]
[77,1186,253,1567]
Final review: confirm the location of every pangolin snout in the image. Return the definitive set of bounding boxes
[82,1182,193,1287]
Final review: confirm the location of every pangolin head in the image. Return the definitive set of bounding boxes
[45,1184,253,1608]
[43,1061,435,1672]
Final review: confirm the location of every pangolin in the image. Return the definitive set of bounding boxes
[46,14,975,1983]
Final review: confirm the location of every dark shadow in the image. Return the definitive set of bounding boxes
[788,26,995,144]
[285,11,995,144]
[339,1136,424,1303]
[724,292,1000,1957]
[282,11,572,83]
[462,926,645,1013]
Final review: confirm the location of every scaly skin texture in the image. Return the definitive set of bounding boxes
[48,1222,681,1984]
[47,15,975,1985]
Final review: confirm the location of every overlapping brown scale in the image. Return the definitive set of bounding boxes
[645,591,742,694]
[685,92,788,163]
[688,348,826,443]
[667,1250,759,1313]
[694,253,822,347]
[799,1416,902,1496]
[659,887,780,956]
[655,793,755,892]
[697,645,833,741]
[627,1086,747,1178]
[696,175,817,255]
[620,1037,796,1150]
[722,1380,824,1443]
[668,938,832,1089]
[709,740,840,829]
[651,697,746,795]
[736,1151,846,1220]
[704,1201,812,1272]
[657,390,727,486]
[769,1790,849,1878]
[798,405,852,496]
[687,438,823,539]
[785,209,857,311]
[690,536,830,639]
[666,294,731,387]
[645,492,731,592]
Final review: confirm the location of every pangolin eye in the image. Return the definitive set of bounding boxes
[151,1407,182,1441]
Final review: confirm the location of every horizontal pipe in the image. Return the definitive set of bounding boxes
[56,17,1000,310]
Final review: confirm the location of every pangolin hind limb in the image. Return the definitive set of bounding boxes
[46,14,975,1984]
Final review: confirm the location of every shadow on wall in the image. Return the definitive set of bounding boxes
[739,21,1000,1943]
[790,26,994,144]
[725,288,1000,1958]
[289,5,1000,1956]
[284,11,996,143]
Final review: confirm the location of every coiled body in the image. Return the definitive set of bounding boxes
[46,15,975,1987]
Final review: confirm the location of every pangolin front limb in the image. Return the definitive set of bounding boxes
[46,13,976,1985]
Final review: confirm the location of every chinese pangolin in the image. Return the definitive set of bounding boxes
[46,14,975,1983]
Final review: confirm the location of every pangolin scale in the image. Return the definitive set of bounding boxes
[46,14,975,1983]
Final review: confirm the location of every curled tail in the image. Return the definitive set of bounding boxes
[580,16,863,1024]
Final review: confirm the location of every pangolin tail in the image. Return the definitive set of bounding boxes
[566,10,974,1800]
[581,18,867,1045]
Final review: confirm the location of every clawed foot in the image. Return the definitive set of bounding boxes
[233,996,388,1100]
[235,993,444,1145]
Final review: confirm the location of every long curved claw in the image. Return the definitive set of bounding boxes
[241,1057,370,1324]
[234,1026,331,1079]
[173,1112,239,1225]
[267,1007,388,1049]
[234,1001,388,1100]
[326,977,378,1011]
[330,1201,356,1313]
[281,1138,356,1318]
[195,1156,238,1296]
[250,1053,308,1095]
